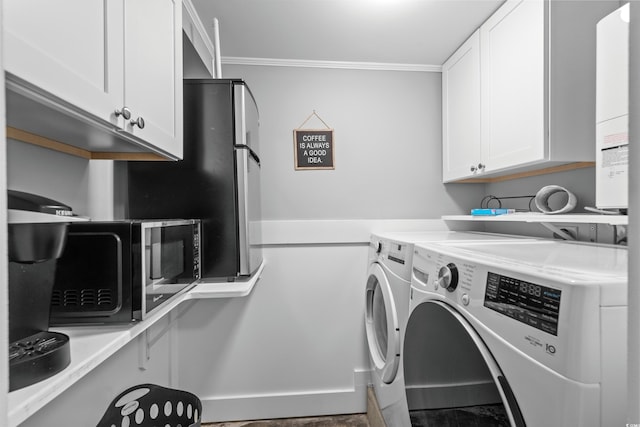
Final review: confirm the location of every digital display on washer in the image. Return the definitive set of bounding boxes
[484,272,561,336]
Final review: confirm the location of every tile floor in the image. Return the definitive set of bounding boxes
[202,414,370,426]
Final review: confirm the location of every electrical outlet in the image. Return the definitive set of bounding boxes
[553,226,578,240]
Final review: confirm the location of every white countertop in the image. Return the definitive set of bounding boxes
[7,261,265,427]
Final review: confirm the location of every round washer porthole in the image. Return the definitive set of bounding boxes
[365,263,400,384]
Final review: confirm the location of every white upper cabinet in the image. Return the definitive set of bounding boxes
[442,30,481,182]
[4,0,124,126]
[480,0,545,174]
[123,0,183,158]
[3,0,183,160]
[442,0,619,182]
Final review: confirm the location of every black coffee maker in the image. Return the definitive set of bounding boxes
[8,190,75,391]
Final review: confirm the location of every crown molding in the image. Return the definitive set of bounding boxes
[220,56,442,73]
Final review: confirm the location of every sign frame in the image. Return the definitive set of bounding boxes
[293,128,335,171]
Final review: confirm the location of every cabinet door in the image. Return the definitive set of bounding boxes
[123,0,183,158]
[442,30,481,182]
[481,0,545,172]
[3,0,124,126]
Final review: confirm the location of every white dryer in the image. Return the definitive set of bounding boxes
[364,231,537,427]
[405,240,627,427]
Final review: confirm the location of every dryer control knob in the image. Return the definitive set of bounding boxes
[375,241,383,254]
[437,263,459,292]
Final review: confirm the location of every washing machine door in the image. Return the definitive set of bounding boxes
[365,262,400,384]
[405,300,525,427]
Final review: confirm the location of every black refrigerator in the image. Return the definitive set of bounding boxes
[127,79,262,281]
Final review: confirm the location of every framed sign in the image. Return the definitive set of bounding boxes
[293,111,335,170]
[293,129,335,170]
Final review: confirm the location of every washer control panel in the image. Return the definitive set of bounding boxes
[370,237,413,280]
[484,272,562,336]
[370,238,407,264]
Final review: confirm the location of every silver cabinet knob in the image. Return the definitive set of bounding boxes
[470,165,477,172]
[130,116,145,129]
[477,163,485,170]
[115,107,131,120]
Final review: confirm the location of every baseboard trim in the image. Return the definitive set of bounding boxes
[199,371,370,423]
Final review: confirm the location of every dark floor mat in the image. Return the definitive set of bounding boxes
[410,404,509,427]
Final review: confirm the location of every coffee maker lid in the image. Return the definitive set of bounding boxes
[7,190,87,224]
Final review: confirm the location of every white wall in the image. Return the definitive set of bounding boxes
[178,244,372,421]
[223,64,480,220]
[183,32,213,79]
[6,141,125,221]
[6,140,90,216]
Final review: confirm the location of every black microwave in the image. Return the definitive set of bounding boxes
[50,219,200,325]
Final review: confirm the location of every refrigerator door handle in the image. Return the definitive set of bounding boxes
[235,144,261,167]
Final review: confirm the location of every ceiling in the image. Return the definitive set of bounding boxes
[191,0,505,67]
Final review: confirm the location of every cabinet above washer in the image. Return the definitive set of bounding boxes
[442,0,619,183]
[3,0,183,160]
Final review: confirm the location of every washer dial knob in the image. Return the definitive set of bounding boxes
[437,263,459,292]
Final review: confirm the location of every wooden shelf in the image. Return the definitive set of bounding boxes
[442,213,627,226]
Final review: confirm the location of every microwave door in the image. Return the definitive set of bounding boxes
[143,224,190,317]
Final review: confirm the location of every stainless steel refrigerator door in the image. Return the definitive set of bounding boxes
[234,83,262,276]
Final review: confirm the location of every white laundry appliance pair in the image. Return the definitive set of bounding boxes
[364,231,538,427]
[405,239,627,427]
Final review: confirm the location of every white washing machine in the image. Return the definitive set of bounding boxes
[405,240,627,427]
[364,231,538,427]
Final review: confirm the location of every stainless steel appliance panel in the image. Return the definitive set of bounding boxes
[234,83,262,275]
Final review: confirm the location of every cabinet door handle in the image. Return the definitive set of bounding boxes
[114,107,131,120]
[477,163,485,170]
[130,117,146,129]
[470,165,477,172]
